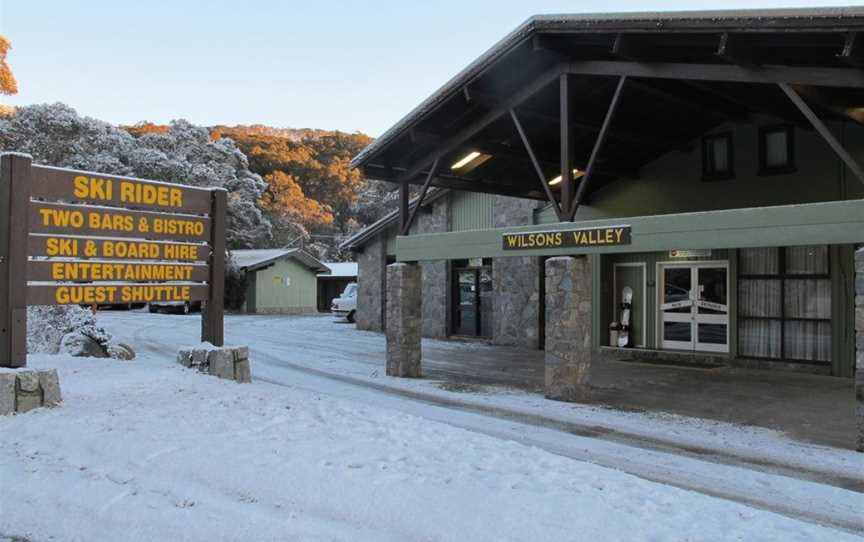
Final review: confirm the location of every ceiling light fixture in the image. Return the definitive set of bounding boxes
[451,151,482,170]
[548,169,585,186]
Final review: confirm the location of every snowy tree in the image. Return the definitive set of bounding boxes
[0,103,272,248]
[0,104,274,353]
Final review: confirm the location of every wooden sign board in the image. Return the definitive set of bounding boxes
[27,260,210,283]
[30,201,211,242]
[502,226,632,251]
[31,165,212,214]
[0,153,227,368]
[28,235,208,262]
[27,283,209,306]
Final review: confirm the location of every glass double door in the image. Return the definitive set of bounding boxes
[452,266,492,337]
[660,262,729,353]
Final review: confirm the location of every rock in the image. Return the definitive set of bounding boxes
[208,348,234,380]
[16,371,40,392]
[176,348,192,367]
[38,369,62,407]
[234,359,252,384]
[0,373,15,415]
[60,332,109,358]
[108,343,136,361]
[16,372,42,413]
[190,348,208,370]
[233,346,249,362]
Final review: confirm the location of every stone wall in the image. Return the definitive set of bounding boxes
[356,236,385,332]
[414,195,450,339]
[544,256,593,402]
[177,345,252,383]
[855,247,863,452]
[0,369,61,415]
[492,196,542,347]
[386,263,422,377]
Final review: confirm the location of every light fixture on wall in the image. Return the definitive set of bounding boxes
[548,169,585,186]
[450,150,492,174]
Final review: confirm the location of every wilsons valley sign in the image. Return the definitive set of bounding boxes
[0,153,227,369]
[502,225,632,251]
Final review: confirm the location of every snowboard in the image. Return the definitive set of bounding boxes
[618,286,633,348]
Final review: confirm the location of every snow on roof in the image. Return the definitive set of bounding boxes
[231,249,329,273]
[320,262,357,278]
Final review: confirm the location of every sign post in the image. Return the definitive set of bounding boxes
[202,188,226,347]
[0,152,227,368]
[0,154,30,368]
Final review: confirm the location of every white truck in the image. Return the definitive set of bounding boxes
[330,282,357,323]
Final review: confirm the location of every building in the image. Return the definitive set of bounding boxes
[233,249,329,314]
[343,8,864,449]
[317,262,358,312]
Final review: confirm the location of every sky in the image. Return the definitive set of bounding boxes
[0,0,857,137]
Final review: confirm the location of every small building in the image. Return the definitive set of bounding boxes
[343,8,864,449]
[233,249,329,314]
[317,262,358,312]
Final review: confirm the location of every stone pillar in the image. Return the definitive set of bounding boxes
[855,247,863,452]
[386,262,422,377]
[544,256,592,402]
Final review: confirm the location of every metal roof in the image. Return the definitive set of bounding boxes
[352,7,864,196]
[339,188,449,250]
[319,262,358,278]
[232,248,329,274]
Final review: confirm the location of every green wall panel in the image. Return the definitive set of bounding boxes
[451,191,495,232]
[253,258,318,311]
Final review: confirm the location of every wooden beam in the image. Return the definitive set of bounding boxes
[779,82,864,186]
[509,109,565,221]
[560,73,573,217]
[399,180,409,233]
[393,63,567,186]
[401,158,439,235]
[570,76,627,220]
[567,60,864,88]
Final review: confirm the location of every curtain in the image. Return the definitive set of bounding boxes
[739,247,778,275]
[786,245,828,274]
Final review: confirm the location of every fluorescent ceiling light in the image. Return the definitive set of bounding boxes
[548,169,585,186]
[451,151,482,170]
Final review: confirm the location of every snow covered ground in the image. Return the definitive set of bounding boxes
[1,311,862,541]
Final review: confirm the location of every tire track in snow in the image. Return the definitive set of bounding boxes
[127,315,864,535]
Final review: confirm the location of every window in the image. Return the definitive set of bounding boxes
[737,246,831,363]
[759,125,795,175]
[702,132,734,181]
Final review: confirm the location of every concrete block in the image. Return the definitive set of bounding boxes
[16,371,39,393]
[176,349,192,368]
[15,372,42,413]
[0,373,15,416]
[857,277,864,297]
[233,346,249,362]
[234,359,252,384]
[208,349,235,380]
[190,348,208,369]
[858,333,864,351]
[857,308,864,333]
[38,369,62,407]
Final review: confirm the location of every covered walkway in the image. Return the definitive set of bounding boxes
[420,341,856,450]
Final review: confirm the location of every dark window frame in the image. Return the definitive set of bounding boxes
[737,246,831,364]
[758,124,796,176]
[701,131,735,182]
